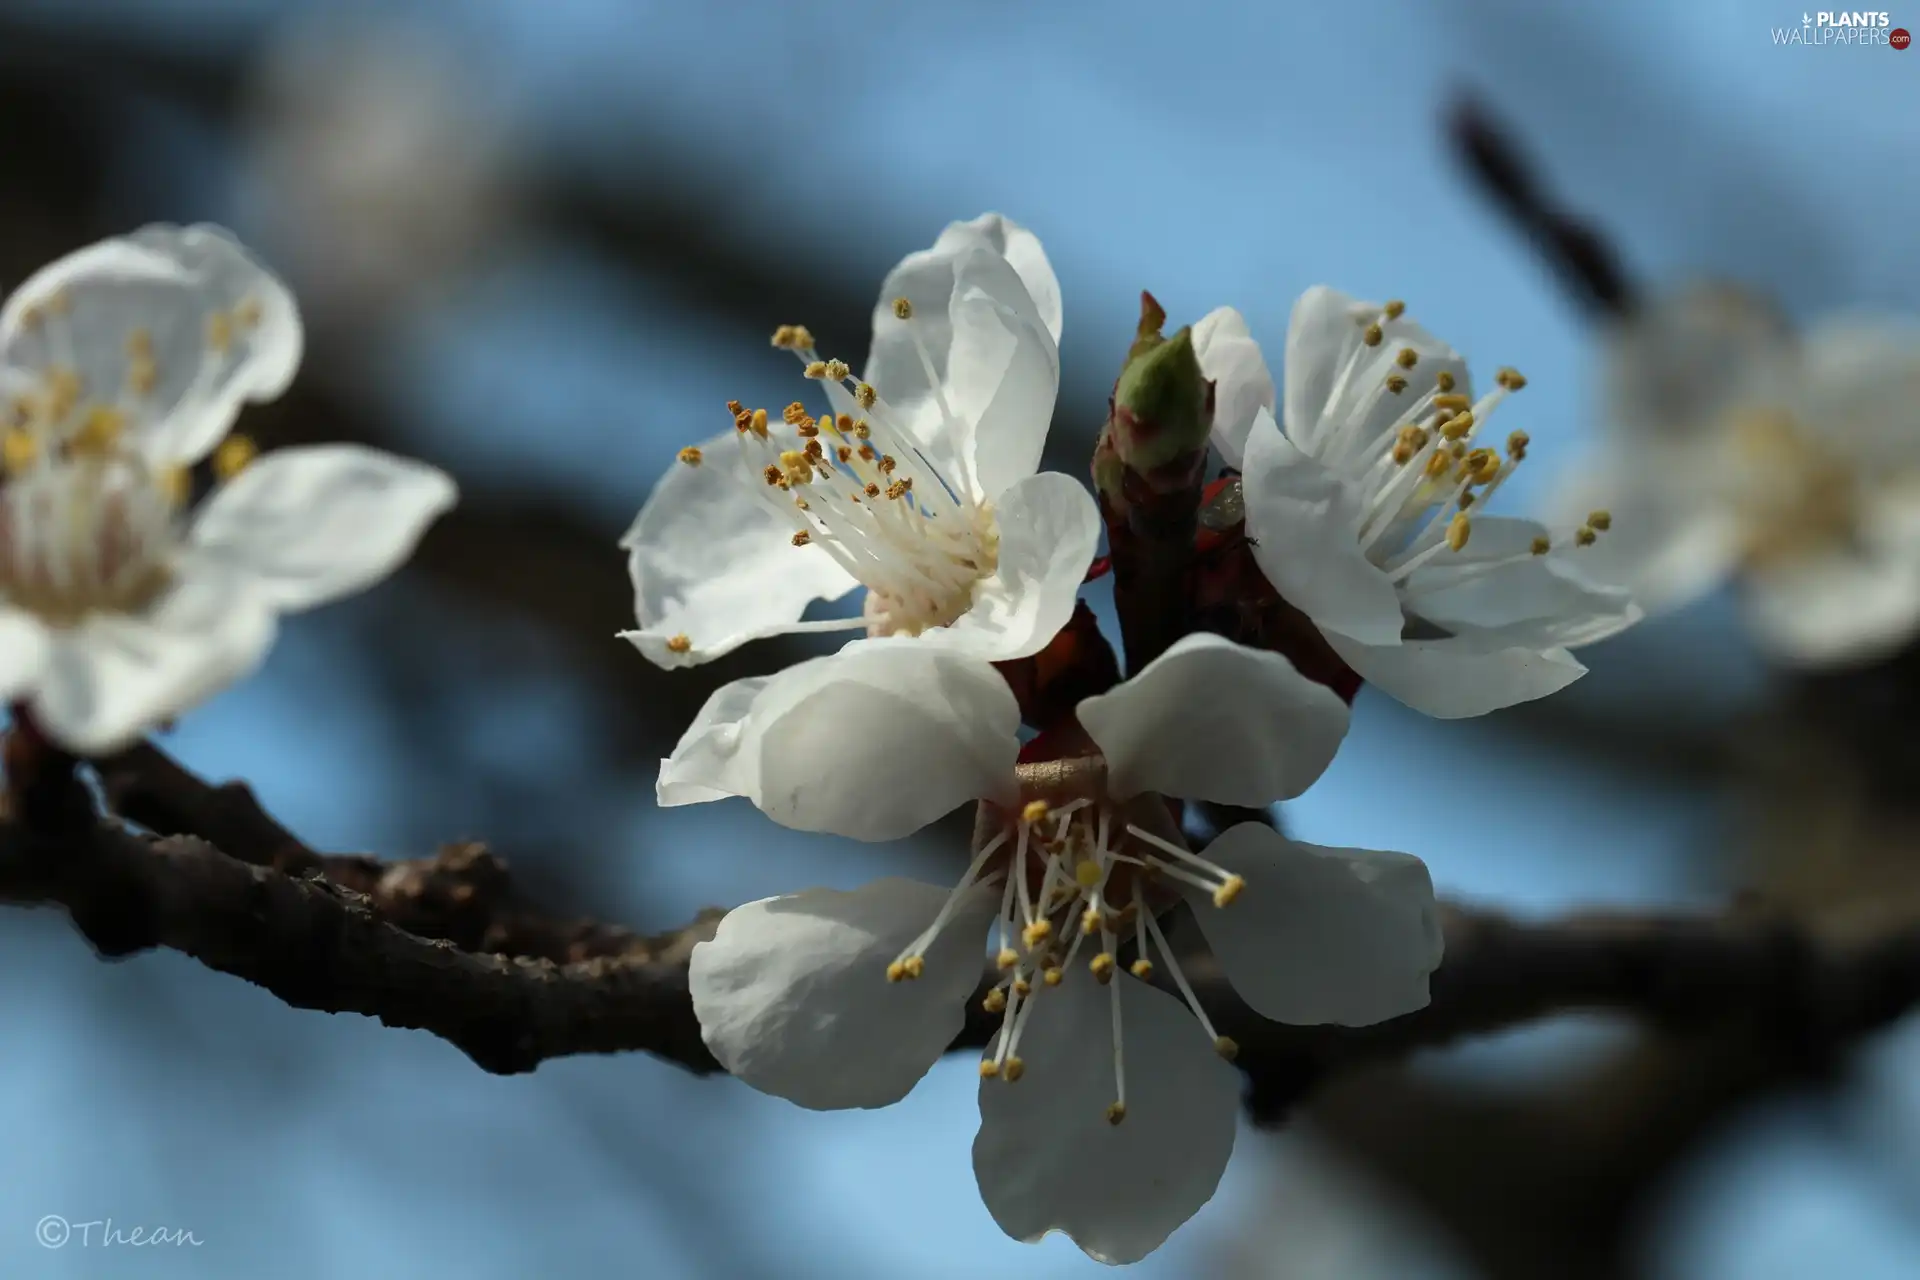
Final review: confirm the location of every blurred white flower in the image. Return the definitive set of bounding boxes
[0,226,457,753]
[1195,289,1640,719]
[621,212,1097,675]
[1561,284,1920,667]
[687,632,1442,1265]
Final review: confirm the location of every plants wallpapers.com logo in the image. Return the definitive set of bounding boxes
[1771,10,1911,43]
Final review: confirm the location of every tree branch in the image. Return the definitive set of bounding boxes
[7,741,1920,1113]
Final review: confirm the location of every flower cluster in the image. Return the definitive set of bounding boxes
[0,225,456,752]
[621,214,1637,1262]
[1557,284,1920,667]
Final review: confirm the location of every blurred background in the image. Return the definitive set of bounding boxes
[2,1,1918,1276]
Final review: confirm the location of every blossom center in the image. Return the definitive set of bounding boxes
[0,451,181,625]
[1723,408,1860,566]
[884,755,1242,1123]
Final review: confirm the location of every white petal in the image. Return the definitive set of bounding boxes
[942,251,1061,499]
[617,429,860,668]
[0,608,51,703]
[973,966,1240,1265]
[691,878,996,1110]
[1192,307,1275,470]
[29,573,278,754]
[1079,632,1350,807]
[1240,408,1406,645]
[927,471,1100,661]
[1282,286,1467,456]
[1547,448,1742,615]
[1325,627,1586,719]
[1183,824,1442,1027]
[1744,552,1920,668]
[1404,516,1640,650]
[183,444,454,612]
[656,641,1020,841]
[1,224,302,466]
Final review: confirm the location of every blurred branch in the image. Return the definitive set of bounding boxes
[1448,91,1638,319]
[8,739,1919,1107]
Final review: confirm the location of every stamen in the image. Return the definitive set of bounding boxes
[1139,905,1237,1060]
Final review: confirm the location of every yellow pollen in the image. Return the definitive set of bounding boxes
[791,530,811,546]
[1395,347,1419,369]
[1362,322,1384,347]
[836,414,854,433]
[2,428,37,475]
[1392,442,1415,466]
[1003,1057,1026,1083]
[1531,536,1551,555]
[1440,412,1475,441]
[900,955,925,980]
[804,439,825,461]
[824,359,850,381]
[779,449,806,469]
[1587,509,1613,531]
[885,960,908,983]
[978,1059,1000,1079]
[71,405,126,455]
[750,408,769,437]
[157,465,191,505]
[1042,967,1063,987]
[128,355,157,397]
[886,480,910,501]
[46,366,82,418]
[837,445,853,463]
[1129,958,1154,979]
[1432,394,1471,412]
[1424,450,1453,479]
[864,482,880,498]
[1090,953,1116,983]
[235,297,263,329]
[1212,874,1246,908]
[125,328,154,359]
[1073,859,1103,890]
[893,297,913,319]
[1383,299,1406,319]
[796,417,820,438]
[878,455,897,474]
[215,434,257,481]
[1496,366,1527,390]
[1575,526,1598,547]
[207,311,233,354]
[1106,1102,1127,1126]
[996,947,1020,971]
[1021,919,1053,948]
[983,988,1008,1014]
[1385,374,1409,394]
[1446,512,1472,553]
[1012,977,1032,997]
[795,498,810,510]
[665,634,692,654]
[1214,1036,1240,1061]
[1507,430,1530,459]
[1022,800,1051,824]
[1436,371,1456,392]
[763,464,782,486]
[677,446,703,466]
[1458,493,1475,510]
[853,421,872,441]
[803,361,828,379]
[855,383,877,408]
[1081,907,1103,934]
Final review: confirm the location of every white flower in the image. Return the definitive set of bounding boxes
[1557,284,1920,667]
[1193,290,1640,719]
[619,212,1098,673]
[685,632,1444,1264]
[0,225,457,752]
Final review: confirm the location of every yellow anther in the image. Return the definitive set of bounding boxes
[855,383,877,408]
[666,634,692,654]
[1021,919,1053,948]
[46,366,81,418]
[769,324,815,350]
[900,955,925,980]
[2,428,37,475]
[1575,526,1598,547]
[1090,953,1116,984]
[1385,374,1409,395]
[824,359,851,381]
[1012,977,1032,997]
[1212,874,1245,908]
[1392,442,1415,466]
[1506,430,1530,459]
[803,440,825,462]
[207,311,233,354]
[1436,370,1456,392]
[677,446,703,466]
[1432,393,1471,412]
[1382,299,1406,319]
[234,297,263,329]
[885,959,908,983]
[1362,322,1384,347]
[1129,958,1154,979]
[1440,411,1476,441]
[878,455,897,475]
[1446,512,1472,553]
[1587,509,1613,532]
[791,530,811,547]
[125,328,154,359]
[1214,1036,1240,1061]
[983,987,1008,1015]
[1530,536,1551,556]
[852,421,872,441]
[128,355,157,397]
[886,480,910,501]
[778,449,806,469]
[213,434,257,482]
[1395,346,1419,369]
[70,405,126,455]
[1042,967,1063,987]
[836,445,853,463]
[1003,1057,1026,1083]
[749,408,769,437]
[796,417,820,438]
[1424,450,1454,479]
[803,361,827,379]
[978,1059,1000,1079]
[795,498,810,511]
[864,482,880,498]
[893,297,913,320]
[1496,366,1527,390]
[1458,493,1475,510]
[763,464,782,486]
[1081,907,1103,934]
[1105,1102,1127,1126]
[157,465,190,505]
[1073,859,1103,890]
[835,414,853,434]
[1022,799,1051,825]
[996,947,1020,971]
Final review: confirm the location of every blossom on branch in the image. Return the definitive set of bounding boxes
[1557,284,1920,667]
[1195,288,1640,717]
[620,212,1097,672]
[0,225,456,752]
[684,632,1442,1263]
